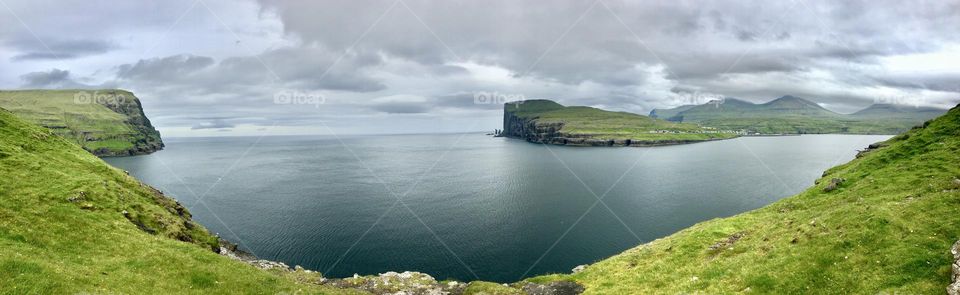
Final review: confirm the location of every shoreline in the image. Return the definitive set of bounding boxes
[498,134,739,147]
[216,238,585,294]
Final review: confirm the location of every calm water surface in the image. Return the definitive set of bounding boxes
[105,133,889,282]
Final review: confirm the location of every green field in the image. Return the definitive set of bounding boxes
[506,100,738,142]
[0,90,163,157]
[529,104,960,293]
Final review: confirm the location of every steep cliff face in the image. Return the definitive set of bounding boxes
[0,89,164,157]
[95,90,164,156]
[502,104,565,143]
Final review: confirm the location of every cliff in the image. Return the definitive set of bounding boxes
[502,99,738,146]
[0,89,164,157]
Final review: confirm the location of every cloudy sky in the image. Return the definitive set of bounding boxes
[2,0,959,136]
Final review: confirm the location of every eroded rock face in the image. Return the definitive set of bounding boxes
[518,281,585,295]
[823,178,845,192]
[218,236,585,294]
[326,271,467,295]
[948,240,960,295]
[218,239,293,271]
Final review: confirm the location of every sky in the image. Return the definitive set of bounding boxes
[1,0,959,137]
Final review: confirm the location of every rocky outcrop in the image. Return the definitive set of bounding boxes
[217,239,584,295]
[502,107,565,144]
[949,240,960,295]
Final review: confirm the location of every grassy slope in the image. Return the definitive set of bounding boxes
[0,109,357,294]
[531,105,960,293]
[507,100,737,141]
[0,90,162,156]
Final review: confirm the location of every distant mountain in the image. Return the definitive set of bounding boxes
[649,95,948,134]
[851,103,947,120]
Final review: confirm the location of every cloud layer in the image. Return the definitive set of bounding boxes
[1,0,958,136]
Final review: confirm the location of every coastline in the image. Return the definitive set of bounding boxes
[216,238,585,295]
[498,133,738,147]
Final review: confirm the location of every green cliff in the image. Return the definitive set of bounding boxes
[0,89,164,157]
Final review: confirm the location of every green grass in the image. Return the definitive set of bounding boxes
[0,89,163,156]
[507,100,738,141]
[0,108,358,294]
[529,104,960,294]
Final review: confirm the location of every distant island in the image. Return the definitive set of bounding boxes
[500,99,738,146]
[650,95,947,135]
[0,89,163,157]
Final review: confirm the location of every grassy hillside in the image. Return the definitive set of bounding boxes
[0,89,163,157]
[530,104,960,293]
[505,100,738,143]
[651,96,947,135]
[0,108,358,294]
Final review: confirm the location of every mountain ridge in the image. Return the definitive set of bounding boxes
[650,95,948,134]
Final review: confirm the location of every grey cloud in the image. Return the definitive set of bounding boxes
[367,95,433,113]
[117,55,215,81]
[4,0,960,134]
[871,73,960,93]
[7,38,115,61]
[19,68,95,88]
[258,0,960,89]
[191,119,236,130]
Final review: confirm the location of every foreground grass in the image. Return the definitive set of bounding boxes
[0,89,163,156]
[531,104,960,293]
[0,109,356,294]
